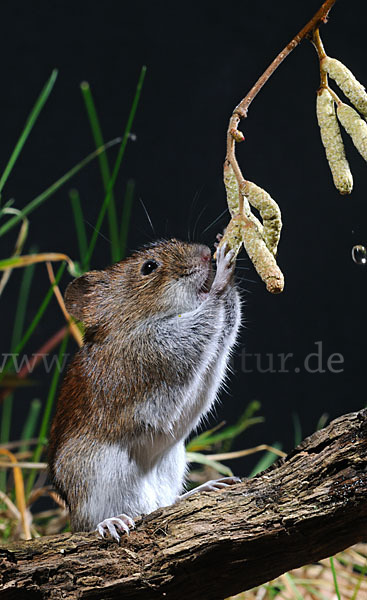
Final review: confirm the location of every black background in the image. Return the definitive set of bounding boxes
[1,0,366,473]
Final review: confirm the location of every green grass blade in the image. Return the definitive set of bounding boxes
[0,258,36,489]
[262,583,285,598]
[0,260,36,446]
[283,573,304,600]
[0,138,121,239]
[292,412,302,446]
[186,451,233,477]
[299,584,329,600]
[329,557,341,600]
[119,179,135,259]
[316,412,329,431]
[188,417,264,451]
[12,262,65,361]
[11,258,36,350]
[80,81,119,262]
[0,70,58,200]
[187,401,263,451]
[69,189,89,269]
[84,66,146,268]
[26,333,69,496]
[0,263,66,384]
[0,393,14,446]
[0,391,14,490]
[0,209,29,297]
[19,399,42,454]
[351,555,367,600]
[248,442,282,477]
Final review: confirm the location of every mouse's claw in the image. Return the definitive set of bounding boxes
[96,513,135,542]
[197,476,241,492]
[211,242,236,295]
[214,232,224,249]
[179,476,241,499]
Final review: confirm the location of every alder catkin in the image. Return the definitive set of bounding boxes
[223,160,241,216]
[218,215,244,257]
[321,57,367,118]
[241,180,282,255]
[222,162,284,293]
[216,215,284,294]
[337,102,367,162]
[223,161,263,234]
[241,220,284,294]
[316,88,353,195]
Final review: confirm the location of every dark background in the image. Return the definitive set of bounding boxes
[1,0,366,472]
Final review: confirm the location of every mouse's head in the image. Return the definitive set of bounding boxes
[64,239,213,335]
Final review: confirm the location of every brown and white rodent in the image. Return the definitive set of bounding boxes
[48,237,241,541]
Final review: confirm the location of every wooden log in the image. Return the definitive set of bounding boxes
[1,408,367,599]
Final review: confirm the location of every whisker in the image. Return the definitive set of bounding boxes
[201,209,228,235]
[192,204,207,241]
[187,187,204,242]
[139,197,156,236]
[85,221,111,244]
[238,275,257,285]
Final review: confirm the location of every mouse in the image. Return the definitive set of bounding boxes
[48,237,241,541]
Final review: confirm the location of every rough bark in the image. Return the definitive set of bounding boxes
[1,408,367,600]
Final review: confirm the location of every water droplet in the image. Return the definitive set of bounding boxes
[351,244,367,265]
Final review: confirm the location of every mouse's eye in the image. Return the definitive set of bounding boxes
[141,260,159,276]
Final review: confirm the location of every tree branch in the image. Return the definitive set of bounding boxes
[227,0,338,198]
[222,0,338,295]
[233,0,337,122]
[1,408,367,599]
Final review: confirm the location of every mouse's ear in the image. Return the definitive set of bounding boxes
[64,270,106,323]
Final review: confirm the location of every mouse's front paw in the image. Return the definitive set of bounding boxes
[211,242,236,295]
[96,513,135,542]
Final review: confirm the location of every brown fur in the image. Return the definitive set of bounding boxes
[48,239,214,504]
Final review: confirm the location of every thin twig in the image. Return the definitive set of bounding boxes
[222,0,337,293]
[0,448,31,539]
[0,460,47,470]
[46,262,83,347]
[206,444,286,461]
[313,27,328,87]
[313,26,327,61]
[0,438,39,450]
[226,0,338,214]
[0,490,20,520]
[233,0,337,121]
[0,326,69,404]
[0,210,29,297]
[27,486,66,509]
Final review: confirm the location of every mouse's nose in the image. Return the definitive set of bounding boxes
[200,246,212,262]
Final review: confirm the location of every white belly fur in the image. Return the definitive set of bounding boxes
[75,439,186,525]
